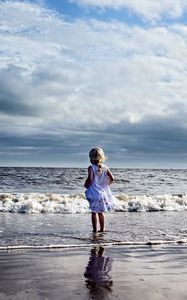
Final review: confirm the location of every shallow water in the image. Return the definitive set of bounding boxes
[0,211,187,248]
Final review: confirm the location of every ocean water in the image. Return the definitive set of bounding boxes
[0,167,187,249]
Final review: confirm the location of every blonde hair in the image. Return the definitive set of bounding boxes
[89,147,105,165]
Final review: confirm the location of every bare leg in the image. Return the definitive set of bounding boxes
[92,212,97,232]
[98,213,105,232]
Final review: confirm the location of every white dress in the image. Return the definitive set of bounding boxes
[85,164,115,213]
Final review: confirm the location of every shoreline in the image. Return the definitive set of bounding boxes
[1,245,187,300]
[0,238,187,251]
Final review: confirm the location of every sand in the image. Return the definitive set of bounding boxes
[0,245,187,300]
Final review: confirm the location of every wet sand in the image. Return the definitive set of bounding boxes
[0,245,187,300]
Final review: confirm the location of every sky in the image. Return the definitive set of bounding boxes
[0,0,187,168]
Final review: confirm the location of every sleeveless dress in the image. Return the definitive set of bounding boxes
[85,164,115,213]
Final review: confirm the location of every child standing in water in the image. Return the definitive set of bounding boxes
[84,147,115,233]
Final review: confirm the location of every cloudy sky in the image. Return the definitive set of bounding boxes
[0,0,187,168]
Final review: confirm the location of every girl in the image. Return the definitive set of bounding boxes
[84,147,115,233]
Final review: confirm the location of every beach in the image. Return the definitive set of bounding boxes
[1,245,187,300]
[1,0,187,296]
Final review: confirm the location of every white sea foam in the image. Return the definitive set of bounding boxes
[0,239,187,251]
[0,193,187,214]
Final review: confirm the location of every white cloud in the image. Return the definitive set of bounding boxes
[70,0,187,21]
[1,1,187,126]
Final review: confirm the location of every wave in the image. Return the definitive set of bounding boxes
[0,239,187,251]
[0,192,187,214]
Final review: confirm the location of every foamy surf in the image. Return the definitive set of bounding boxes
[0,239,187,251]
[0,193,187,213]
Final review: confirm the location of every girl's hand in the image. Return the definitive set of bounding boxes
[107,168,114,185]
[107,176,111,185]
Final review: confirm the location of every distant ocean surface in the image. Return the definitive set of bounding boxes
[0,167,187,249]
[1,167,187,195]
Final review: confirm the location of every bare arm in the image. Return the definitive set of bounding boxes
[107,168,114,185]
[84,166,94,188]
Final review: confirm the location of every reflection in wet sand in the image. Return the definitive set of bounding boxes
[84,246,113,298]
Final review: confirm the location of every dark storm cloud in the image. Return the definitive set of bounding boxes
[0,92,37,117]
[0,65,43,117]
[103,116,187,155]
[1,112,187,167]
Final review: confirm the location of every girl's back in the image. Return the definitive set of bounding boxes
[91,164,108,192]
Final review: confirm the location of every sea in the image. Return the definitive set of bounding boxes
[0,167,187,249]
